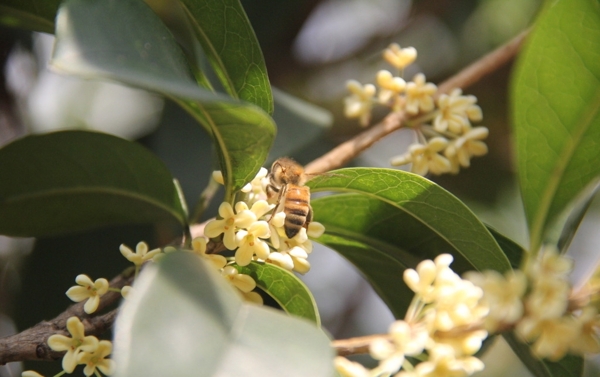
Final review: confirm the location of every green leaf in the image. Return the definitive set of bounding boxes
[0,131,186,237]
[511,0,600,252]
[486,226,525,269]
[308,168,511,273]
[315,230,415,319]
[52,0,275,196]
[503,332,584,377]
[233,261,320,325]
[114,252,334,377]
[179,0,273,114]
[0,1,59,33]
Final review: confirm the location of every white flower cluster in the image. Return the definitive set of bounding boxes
[335,254,487,377]
[206,168,325,274]
[23,316,115,377]
[467,246,600,361]
[343,43,488,176]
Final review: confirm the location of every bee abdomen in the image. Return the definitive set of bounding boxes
[283,186,310,239]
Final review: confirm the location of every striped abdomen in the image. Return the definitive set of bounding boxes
[283,185,312,239]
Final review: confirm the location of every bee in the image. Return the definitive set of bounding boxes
[267,157,312,239]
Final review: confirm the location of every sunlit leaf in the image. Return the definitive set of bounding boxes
[511,0,600,252]
[503,332,583,377]
[179,0,273,114]
[114,252,334,377]
[52,0,275,197]
[308,168,511,273]
[233,261,320,325]
[0,0,59,33]
[0,131,186,237]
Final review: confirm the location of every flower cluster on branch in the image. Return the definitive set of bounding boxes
[343,44,489,176]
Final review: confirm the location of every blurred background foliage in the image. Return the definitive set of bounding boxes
[7,0,600,376]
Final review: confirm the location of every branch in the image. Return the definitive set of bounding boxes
[332,334,389,356]
[305,29,530,175]
[0,271,132,365]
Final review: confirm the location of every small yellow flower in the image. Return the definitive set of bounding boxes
[204,202,256,250]
[405,73,437,115]
[570,307,600,355]
[333,356,370,377]
[516,316,578,361]
[234,221,271,266]
[22,371,45,377]
[377,70,406,107]
[66,274,109,314]
[383,43,417,69]
[344,80,376,127]
[409,137,452,176]
[121,285,133,299]
[241,168,270,205]
[77,340,116,376]
[119,241,161,266]
[191,236,227,270]
[48,316,99,373]
[434,88,482,134]
[221,265,256,293]
[444,127,489,171]
[465,270,526,332]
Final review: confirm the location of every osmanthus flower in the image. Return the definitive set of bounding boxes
[240,167,269,205]
[234,220,271,266]
[517,316,579,361]
[405,73,437,115]
[333,356,371,377]
[376,69,406,106]
[48,316,99,373]
[394,137,451,176]
[396,344,484,377]
[527,245,573,281]
[570,307,600,355]
[221,265,263,305]
[369,320,429,375]
[21,371,45,377]
[464,269,527,332]
[268,223,324,274]
[77,340,116,376]
[66,274,109,314]
[204,201,256,250]
[344,80,377,127]
[444,127,489,172]
[119,241,161,266]
[121,285,133,299]
[190,236,227,270]
[383,43,417,70]
[434,88,482,134]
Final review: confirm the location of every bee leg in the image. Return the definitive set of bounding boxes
[267,185,284,223]
[304,205,313,230]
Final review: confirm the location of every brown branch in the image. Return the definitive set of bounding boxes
[0,271,132,365]
[332,334,389,356]
[305,29,530,175]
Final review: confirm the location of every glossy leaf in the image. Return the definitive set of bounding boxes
[0,0,59,33]
[0,131,186,237]
[511,0,600,252]
[233,261,320,325]
[179,0,273,114]
[315,230,415,319]
[487,226,525,269]
[51,0,275,196]
[503,332,584,377]
[114,252,334,377]
[308,168,511,273]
